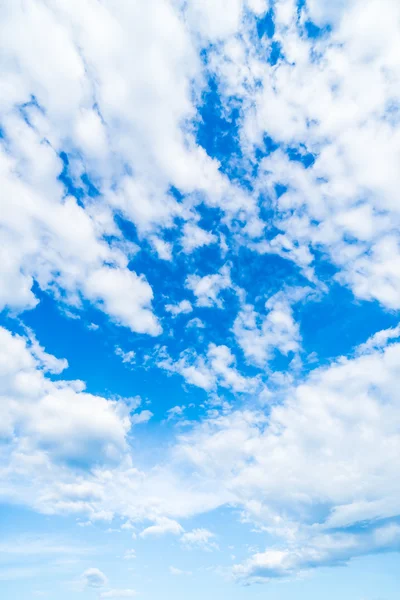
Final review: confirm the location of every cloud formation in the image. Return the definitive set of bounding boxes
[1,0,400,594]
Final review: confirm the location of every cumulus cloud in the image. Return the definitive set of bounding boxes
[165,300,193,316]
[85,267,161,335]
[233,291,302,367]
[186,265,232,308]
[139,518,184,538]
[174,338,400,548]
[230,0,400,307]
[0,0,252,335]
[158,343,258,392]
[0,326,136,466]
[180,222,218,254]
[233,523,400,583]
[186,317,205,329]
[2,0,400,588]
[1,327,400,582]
[82,568,108,588]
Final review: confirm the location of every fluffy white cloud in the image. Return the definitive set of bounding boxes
[186,317,205,329]
[0,112,160,333]
[171,331,400,580]
[2,0,400,587]
[158,343,258,392]
[1,326,400,581]
[82,567,108,588]
[180,223,217,254]
[165,300,193,316]
[0,0,256,335]
[139,517,184,538]
[233,291,302,367]
[229,0,400,308]
[186,265,232,308]
[356,323,400,355]
[84,267,161,335]
[130,410,153,426]
[233,523,400,582]
[0,326,136,466]
[184,0,243,41]
[115,347,136,366]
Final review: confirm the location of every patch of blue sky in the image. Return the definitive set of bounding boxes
[232,246,308,306]
[59,152,104,205]
[287,145,316,168]
[58,151,86,204]
[297,0,307,12]
[252,10,285,68]
[195,76,245,182]
[297,283,399,367]
[304,19,332,39]
[268,40,283,65]
[2,292,207,424]
[256,9,275,39]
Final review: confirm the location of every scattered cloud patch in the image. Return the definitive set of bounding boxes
[181,528,218,552]
[82,568,108,588]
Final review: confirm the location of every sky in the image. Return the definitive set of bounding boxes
[0,0,400,598]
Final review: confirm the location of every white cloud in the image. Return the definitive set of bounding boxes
[0,326,136,466]
[158,344,258,392]
[115,347,136,365]
[85,267,161,336]
[233,291,302,367]
[123,550,136,560]
[233,523,400,583]
[185,0,243,41]
[170,332,400,578]
[149,236,173,261]
[166,406,186,421]
[0,0,254,335]
[2,0,400,586]
[228,0,400,309]
[25,329,69,375]
[207,344,258,393]
[130,410,153,426]
[82,568,108,588]
[181,528,218,551]
[186,317,205,329]
[0,118,161,334]
[1,328,400,580]
[165,300,193,316]
[186,265,232,308]
[356,323,400,355]
[180,222,217,254]
[140,518,184,538]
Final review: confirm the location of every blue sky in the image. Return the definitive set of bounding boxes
[1,0,400,598]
